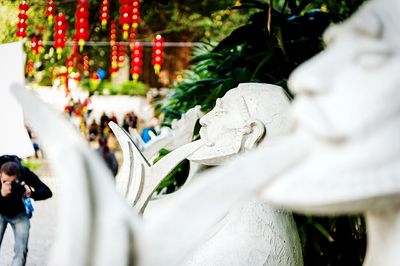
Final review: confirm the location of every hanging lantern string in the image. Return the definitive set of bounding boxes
[25,40,201,47]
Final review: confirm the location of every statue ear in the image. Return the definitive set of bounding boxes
[243,119,265,150]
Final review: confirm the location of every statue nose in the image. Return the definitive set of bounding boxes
[288,48,339,95]
[199,115,208,126]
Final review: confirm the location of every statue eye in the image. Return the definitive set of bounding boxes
[355,48,392,69]
[214,110,226,116]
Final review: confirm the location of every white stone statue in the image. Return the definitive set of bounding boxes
[141,1,400,265]
[261,1,400,265]
[187,84,293,165]
[180,84,298,265]
[112,83,302,265]
[0,42,34,158]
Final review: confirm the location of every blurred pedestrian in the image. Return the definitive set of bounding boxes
[96,138,118,177]
[0,155,52,266]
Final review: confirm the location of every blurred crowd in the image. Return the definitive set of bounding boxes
[25,95,163,178]
[77,110,161,177]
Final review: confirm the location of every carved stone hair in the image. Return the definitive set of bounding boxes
[224,83,293,139]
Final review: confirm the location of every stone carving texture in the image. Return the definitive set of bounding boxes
[182,200,301,266]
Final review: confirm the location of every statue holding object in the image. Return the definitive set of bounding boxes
[111,83,302,266]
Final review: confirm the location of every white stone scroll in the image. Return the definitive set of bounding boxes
[110,105,203,208]
[110,121,202,213]
[122,106,203,161]
[0,42,34,158]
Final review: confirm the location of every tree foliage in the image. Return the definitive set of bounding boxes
[162,0,340,123]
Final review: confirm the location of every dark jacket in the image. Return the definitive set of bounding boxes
[0,156,52,218]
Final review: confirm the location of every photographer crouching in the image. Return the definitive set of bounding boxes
[0,155,52,266]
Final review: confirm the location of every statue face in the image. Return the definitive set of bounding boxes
[188,93,249,165]
[289,6,400,139]
[261,0,400,213]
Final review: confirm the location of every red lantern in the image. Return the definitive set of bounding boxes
[37,37,44,55]
[99,0,109,29]
[71,38,79,58]
[46,0,56,25]
[90,72,100,80]
[30,35,39,55]
[110,45,119,75]
[26,59,34,76]
[152,34,164,74]
[109,20,119,75]
[119,0,132,40]
[83,53,89,77]
[19,2,29,12]
[130,41,142,81]
[16,1,29,39]
[54,13,68,60]
[109,20,118,46]
[118,44,126,67]
[131,0,141,29]
[66,56,75,73]
[74,0,90,52]
[128,26,136,50]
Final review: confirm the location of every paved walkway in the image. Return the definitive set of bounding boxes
[0,162,57,266]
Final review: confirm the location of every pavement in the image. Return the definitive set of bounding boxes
[0,160,57,266]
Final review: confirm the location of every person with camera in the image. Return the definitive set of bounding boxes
[0,156,52,266]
